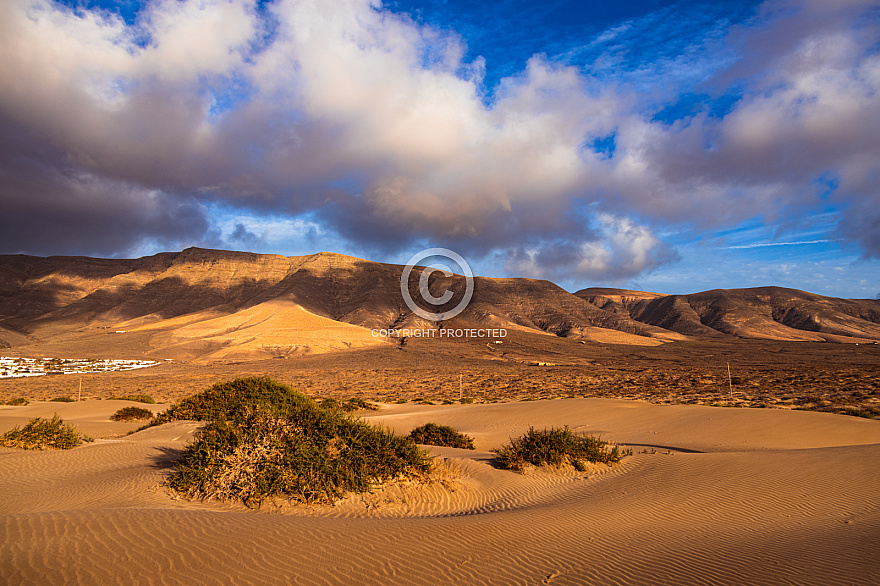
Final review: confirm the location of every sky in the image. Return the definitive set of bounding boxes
[1,0,879,299]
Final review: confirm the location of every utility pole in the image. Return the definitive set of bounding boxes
[727,362,732,402]
[459,373,463,401]
[78,376,82,402]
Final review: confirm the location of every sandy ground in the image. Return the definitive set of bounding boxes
[1,398,879,585]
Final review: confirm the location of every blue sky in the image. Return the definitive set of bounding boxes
[1,0,878,298]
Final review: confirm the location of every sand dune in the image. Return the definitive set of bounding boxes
[128,297,384,362]
[567,326,670,346]
[2,398,878,584]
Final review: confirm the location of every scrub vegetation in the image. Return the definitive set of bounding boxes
[160,377,432,507]
[1,414,92,450]
[494,427,628,472]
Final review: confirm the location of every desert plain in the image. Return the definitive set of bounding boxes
[1,249,879,584]
[1,386,879,585]
[2,335,880,585]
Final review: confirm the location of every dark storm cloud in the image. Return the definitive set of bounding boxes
[0,116,212,256]
[0,0,878,280]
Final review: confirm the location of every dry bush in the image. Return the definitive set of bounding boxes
[409,423,475,450]
[111,406,153,421]
[494,426,628,472]
[1,414,92,450]
[109,394,155,404]
[166,377,432,507]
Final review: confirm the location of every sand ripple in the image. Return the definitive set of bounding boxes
[2,400,879,585]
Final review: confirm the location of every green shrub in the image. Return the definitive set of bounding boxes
[109,394,155,404]
[49,396,75,403]
[165,377,433,507]
[318,398,341,411]
[111,406,154,421]
[151,376,315,425]
[5,397,28,406]
[341,398,379,412]
[494,427,626,472]
[1,414,92,450]
[318,398,378,413]
[409,423,475,450]
[841,407,877,419]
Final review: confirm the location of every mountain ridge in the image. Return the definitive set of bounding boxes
[576,286,880,341]
[1,248,878,361]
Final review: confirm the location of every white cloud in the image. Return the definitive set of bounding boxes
[502,214,677,282]
[136,0,256,82]
[0,0,878,284]
[724,240,831,249]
